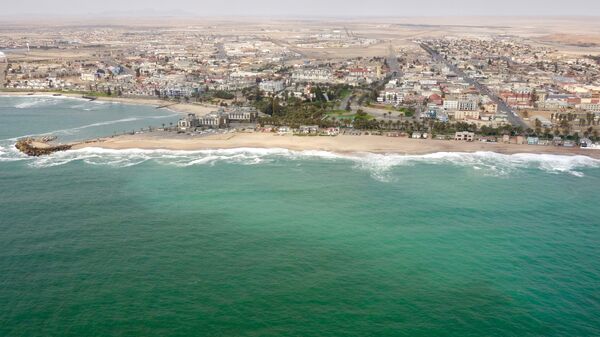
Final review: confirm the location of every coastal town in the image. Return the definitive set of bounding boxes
[2,18,600,154]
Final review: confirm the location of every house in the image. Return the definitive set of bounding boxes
[552,136,563,146]
[515,136,525,145]
[479,136,497,143]
[527,137,539,145]
[324,127,340,136]
[298,125,319,134]
[277,126,291,135]
[502,135,511,143]
[580,138,594,148]
[454,131,475,141]
[428,93,443,105]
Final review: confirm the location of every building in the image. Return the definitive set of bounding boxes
[292,69,332,83]
[458,100,478,111]
[198,113,228,128]
[580,103,600,113]
[80,72,96,81]
[443,100,459,110]
[298,125,319,134]
[324,127,340,136]
[277,126,291,135]
[454,131,475,141]
[453,110,480,120]
[227,107,258,122]
[259,80,284,93]
[527,136,539,145]
[177,113,199,131]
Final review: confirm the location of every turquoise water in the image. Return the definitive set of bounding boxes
[1,96,600,336]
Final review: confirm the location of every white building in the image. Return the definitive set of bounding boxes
[443,100,459,110]
[259,80,284,93]
[580,103,600,113]
[80,73,96,81]
[292,69,333,84]
[228,107,258,122]
[198,113,228,128]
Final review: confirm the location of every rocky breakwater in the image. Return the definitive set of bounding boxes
[15,136,72,156]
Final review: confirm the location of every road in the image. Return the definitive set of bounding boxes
[420,43,528,129]
[337,92,353,111]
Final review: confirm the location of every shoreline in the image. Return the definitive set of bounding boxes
[0,90,219,116]
[71,132,600,159]
[3,91,599,160]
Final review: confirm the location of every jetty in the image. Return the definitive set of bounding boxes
[15,137,72,156]
[156,102,178,109]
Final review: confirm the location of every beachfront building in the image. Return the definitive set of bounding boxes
[277,126,292,135]
[178,113,199,131]
[455,131,475,141]
[298,125,319,134]
[227,107,258,122]
[324,127,340,136]
[198,113,228,128]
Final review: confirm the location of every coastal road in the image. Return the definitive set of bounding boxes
[420,43,528,129]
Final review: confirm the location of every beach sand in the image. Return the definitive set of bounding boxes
[72,132,600,159]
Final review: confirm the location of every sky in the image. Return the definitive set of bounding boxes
[3,0,600,17]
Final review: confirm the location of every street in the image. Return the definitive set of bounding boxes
[420,43,529,129]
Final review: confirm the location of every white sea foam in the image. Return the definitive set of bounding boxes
[14,98,56,109]
[12,147,597,179]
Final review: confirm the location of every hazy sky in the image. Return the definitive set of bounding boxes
[4,0,600,17]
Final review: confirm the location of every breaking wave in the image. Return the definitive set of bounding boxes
[14,98,58,109]
[4,147,597,179]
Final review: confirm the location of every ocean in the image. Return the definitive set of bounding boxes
[1,96,599,336]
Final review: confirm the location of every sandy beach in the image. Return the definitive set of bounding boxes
[72,132,600,159]
[0,91,218,116]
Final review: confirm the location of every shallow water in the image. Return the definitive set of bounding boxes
[1,97,600,336]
